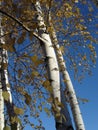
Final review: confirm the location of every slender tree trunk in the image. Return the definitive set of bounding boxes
[34,1,73,130]
[0,3,20,130]
[0,78,4,130]
[0,8,5,130]
[48,13,85,130]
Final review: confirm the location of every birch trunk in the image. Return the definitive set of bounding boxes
[34,1,73,130]
[0,76,4,130]
[49,14,85,130]
[0,3,20,129]
[0,8,5,130]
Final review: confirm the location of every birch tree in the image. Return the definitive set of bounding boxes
[0,0,97,130]
[0,1,21,130]
[34,1,74,130]
[47,9,85,130]
[0,9,4,130]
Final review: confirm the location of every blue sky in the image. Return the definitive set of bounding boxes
[34,55,98,130]
[24,55,98,130]
[71,59,98,130]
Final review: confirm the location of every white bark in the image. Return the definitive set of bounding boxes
[0,8,5,130]
[34,0,61,121]
[0,3,20,130]
[0,70,4,130]
[34,1,74,130]
[49,16,85,130]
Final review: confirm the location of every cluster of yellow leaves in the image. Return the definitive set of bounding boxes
[14,106,24,115]
[16,87,32,105]
[43,80,53,93]
[52,98,65,121]
[88,44,94,51]
[44,107,51,116]
[1,41,15,52]
[56,10,63,17]
[76,23,87,31]
[64,3,74,18]
[32,71,39,78]
[47,26,54,33]
[31,55,43,66]
[11,116,21,124]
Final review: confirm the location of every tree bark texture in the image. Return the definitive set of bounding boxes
[0,3,20,129]
[34,1,74,130]
[48,14,85,130]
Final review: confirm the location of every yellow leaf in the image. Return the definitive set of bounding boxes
[47,97,53,103]
[43,80,50,88]
[38,105,42,112]
[44,107,50,116]
[59,46,64,54]
[82,55,87,60]
[56,11,62,17]
[2,91,10,101]
[31,55,38,63]
[32,71,39,78]
[55,113,61,119]
[14,106,24,115]
[88,44,93,50]
[24,93,32,105]
[43,80,53,93]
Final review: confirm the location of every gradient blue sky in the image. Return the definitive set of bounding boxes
[35,54,98,130]
[24,53,98,130]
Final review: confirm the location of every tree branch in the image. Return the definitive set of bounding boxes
[0,9,47,43]
[0,9,30,31]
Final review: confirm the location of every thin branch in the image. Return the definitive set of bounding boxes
[0,9,30,31]
[0,9,47,43]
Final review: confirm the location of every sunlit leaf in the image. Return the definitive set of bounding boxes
[43,80,50,88]
[44,107,50,116]
[14,106,24,115]
[2,91,10,101]
[3,126,10,130]
[32,71,39,78]
[38,105,42,112]
[59,46,64,54]
[43,80,53,93]
[31,55,38,63]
